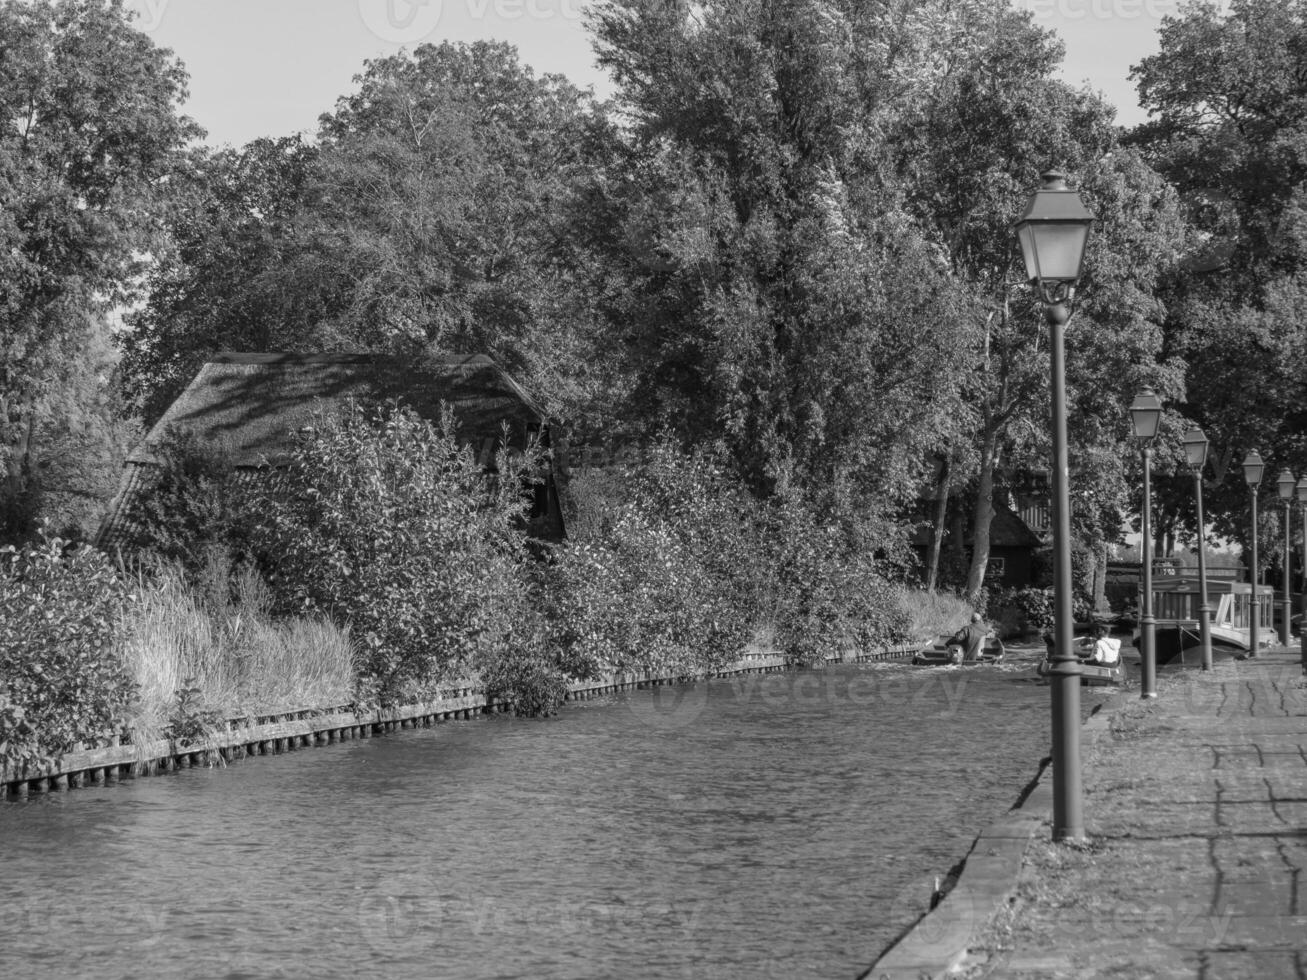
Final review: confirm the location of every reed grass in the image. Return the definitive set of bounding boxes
[896,588,975,643]
[118,562,357,741]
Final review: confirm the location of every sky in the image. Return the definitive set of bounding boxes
[127,0,1184,148]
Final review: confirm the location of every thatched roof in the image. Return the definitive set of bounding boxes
[911,502,1044,550]
[96,352,564,550]
[130,352,547,467]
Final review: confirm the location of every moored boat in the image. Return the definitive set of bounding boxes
[1136,577,1277,665]
[912,634,1005,666]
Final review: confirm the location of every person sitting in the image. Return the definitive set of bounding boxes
[1084,623,1121,666]
[947,612,991,663]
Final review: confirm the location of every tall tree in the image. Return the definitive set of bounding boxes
[1130,0,1307,552]
[588,0,978,540]
[0,0,199,540]
[892,2,1186,600]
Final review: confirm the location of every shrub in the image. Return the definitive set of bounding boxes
[120,430,242,580]
[240,400,538,706]
[765,500,911,663]
[987,586,1054,638]
[0,528,137,773]
[546,442,763,678]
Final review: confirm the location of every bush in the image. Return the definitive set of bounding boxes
[546,442,763,678]
[987,586,1054,639]
[0,528,138,773]
[120,430,242,580]
[241,400,538,706]
[765,500,911,663]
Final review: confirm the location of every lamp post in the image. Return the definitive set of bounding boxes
[1243,450,1265,656]
[1182,428,1214,671]
[1131,388,1163,697]
[1299,476,1307,671]
[1015,170,1093,843]
[1278,469,1296,648]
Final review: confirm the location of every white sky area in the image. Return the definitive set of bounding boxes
[129,0,1177,149]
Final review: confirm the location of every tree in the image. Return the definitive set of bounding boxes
[588,0,978,538]
[120,137,321,425]
[1129,0,1307,552]
[0,0,199,540]
[890,3,1187,600]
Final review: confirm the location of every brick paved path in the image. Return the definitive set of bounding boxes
[982,651,1307,980]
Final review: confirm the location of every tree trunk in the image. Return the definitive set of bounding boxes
[965,420,1000,602]
[1,397,37,539]
[925,459,950,592]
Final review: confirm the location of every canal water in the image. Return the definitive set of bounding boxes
[1,642,1120,980]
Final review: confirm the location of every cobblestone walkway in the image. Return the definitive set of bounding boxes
[981,651,1307,979]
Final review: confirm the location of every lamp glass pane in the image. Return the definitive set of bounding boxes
[1016,223,1039,281]
[1182,429,1208,469]
[1026,222,1090,282]
[1279,470,1297,500]
[1243,452,1264,486]
[1130,408,1161,440]
[1297,477,1307,504]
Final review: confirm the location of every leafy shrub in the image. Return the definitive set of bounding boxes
[545,442,764,679]
[0,528,137,773]
[765,500,911,663]
[163,679,226,748]
[988,586,1054,638]
[120,430,242,580]
[240,401,538,706]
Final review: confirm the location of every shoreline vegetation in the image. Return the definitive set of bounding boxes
[1,403,977,783]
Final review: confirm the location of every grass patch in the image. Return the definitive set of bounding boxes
[896,588,975,644]
[118,562,357,742]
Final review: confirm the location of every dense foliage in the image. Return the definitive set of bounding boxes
[547,443,764,678]
[239,401,540,705]
[0,0,198,543]
[21,0,1307,741]
[0,530,138,773]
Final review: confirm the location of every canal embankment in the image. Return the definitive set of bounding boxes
[864,647,1307,980]
[0,643,917,800]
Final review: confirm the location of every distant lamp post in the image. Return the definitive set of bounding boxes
[1278,469,1296,647]
[1182,428,1214,671]
[1299,476,1307,671]
[1243,450,1265,656]
[1131,388,1163,698]
[1015,170,1094,843]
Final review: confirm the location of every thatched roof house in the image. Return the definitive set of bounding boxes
[95,352,566,549]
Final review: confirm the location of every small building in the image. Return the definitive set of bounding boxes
[978,504,1045,588]
[95,352,567,550]
[912,500,1044,590]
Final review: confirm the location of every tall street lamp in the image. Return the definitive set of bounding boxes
[1299,476,1307,671]
[1182,428,1214,671]
[1243,450,1265,657]
[1131,388,1163,698]
[1278,469,1296,648]
[1015,170,1093,843]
